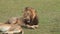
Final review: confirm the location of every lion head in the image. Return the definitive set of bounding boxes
[23,7,38,26]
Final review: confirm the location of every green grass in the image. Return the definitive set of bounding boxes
[0,0,60,34]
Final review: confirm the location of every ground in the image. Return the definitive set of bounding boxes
[0,0,60,34]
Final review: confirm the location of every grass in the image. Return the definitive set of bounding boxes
[0,0,60,34]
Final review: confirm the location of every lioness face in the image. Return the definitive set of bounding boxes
[6,17,18,24]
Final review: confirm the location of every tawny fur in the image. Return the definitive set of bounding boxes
[0,23,24,34]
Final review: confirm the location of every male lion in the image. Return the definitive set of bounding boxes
[22,7,39,29]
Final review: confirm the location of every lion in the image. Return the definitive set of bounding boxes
[22,7,39,29]
[5,16,37,29]
[5,17,19,24]
[5,7,39,29]
[0,23,24,34]
[5,17,25,26]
